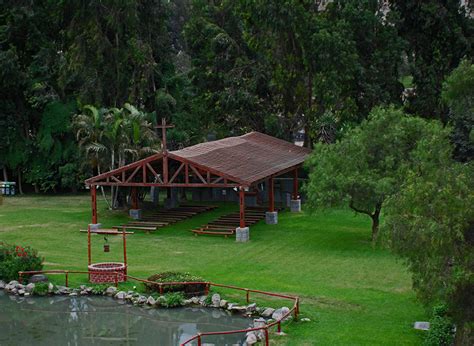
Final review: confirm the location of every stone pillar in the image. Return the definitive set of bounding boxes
[88,223,102,231]
[290,199,301,212]
[236,227,250,242]
[150,187,159,206]
[164,187,179,209]
[265,211,278,224]
[129,209,142,219]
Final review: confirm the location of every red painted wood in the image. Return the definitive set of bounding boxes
[91,185,97,224]
[268,177,274,212]
[239,187,245,228]
[293,168,299,199]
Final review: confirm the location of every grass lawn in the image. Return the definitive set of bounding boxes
[0,194,426,345]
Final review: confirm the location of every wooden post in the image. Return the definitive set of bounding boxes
[91,185,97,224]
[293,168,299,200]
[239,187,245,228]
[131,187,138,209]
[268,177,274,212]
[122,226,127,277]
[87,225,92,265]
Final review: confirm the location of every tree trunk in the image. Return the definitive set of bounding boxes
[455,323,473,345]
[17,168,23,195]
[370,203,382,242]
[2,166,8,181]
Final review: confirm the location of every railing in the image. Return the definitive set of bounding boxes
[18,269,299,346]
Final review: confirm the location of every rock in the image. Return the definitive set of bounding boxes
[0,280,5,289]
[191,297,200,304]
[106,287,118,296]
[69,292,78,297]
[25,283,35,293]
[246,303,257,313]
[301,317,311,322]
[199,295,207,304]
[80,290,89,296]
[211,293,221,307]
[272,307,290,321]
[86,287,93,294]
[29,274,48,283]
[261,307,275,318]
[48,282,55,293]
[24,292,31,297]
[230,305,247,313]
[56,286,69,295]
[245,332,258,345]
[146,296,156,306]
[126,294,134,300]
[137,295,147,304]
[18,289,25,296]
[115,291,127,300]
[219,299,228,308]
[253,318,266,340]
[414,322,430,331]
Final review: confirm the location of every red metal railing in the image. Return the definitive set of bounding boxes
[17,270,299,345]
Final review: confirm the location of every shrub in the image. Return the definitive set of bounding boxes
[145,272,207,297]
[424,305,455,346]
[161,292,185,308]
[32,282,50,296]
[90,284,109,295]
[0,242,43,281]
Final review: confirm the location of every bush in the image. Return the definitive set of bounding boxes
[32,282,50,296]
[161,292,185,308]
[0,242,43,281]
[145,272,207,297]
[424,305,455,346]
[90,284,109,295]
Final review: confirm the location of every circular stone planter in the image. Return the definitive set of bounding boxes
[88,262,126,284]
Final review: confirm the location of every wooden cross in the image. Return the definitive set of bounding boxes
[155,118,174,153]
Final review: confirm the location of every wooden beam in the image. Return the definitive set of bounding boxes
[125,166,141,183]
[239,187,245,228]
[169,162,185,184]
[268,177,274,212]
[189,165,207,184]
[91,185,97,224]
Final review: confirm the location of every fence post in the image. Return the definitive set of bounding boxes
[264,328,269,346]
[246,289,249,303]
[65,271,69,287]
[18,272,23,284]
[278,320,281,333]
[159,283,163,295]
[204,282,209,296]
[197,333,202,346]
[294,298,299,319]
[115,272,118,288]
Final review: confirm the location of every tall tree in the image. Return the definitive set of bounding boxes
[392,0,474,120]
[383,132,474,344]
[305,106,449,241]
[442,59,474,162]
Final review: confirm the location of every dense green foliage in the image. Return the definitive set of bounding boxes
[442,59,474,162]
[305,107,447,241]
[383,135,473,343]
[0,243,43,281]
[392,0,474,119]
[2,1,471,191]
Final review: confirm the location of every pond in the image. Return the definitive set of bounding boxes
[0,291,252,345]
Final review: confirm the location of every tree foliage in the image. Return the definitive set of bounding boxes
[382,134,473,343]
[305,106,450,241]
[442,59,474,162]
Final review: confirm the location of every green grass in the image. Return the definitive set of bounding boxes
[0,194,426,345]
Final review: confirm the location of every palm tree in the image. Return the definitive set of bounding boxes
[73,103,159,209]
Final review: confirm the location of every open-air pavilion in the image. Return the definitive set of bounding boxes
[85,125,311,237]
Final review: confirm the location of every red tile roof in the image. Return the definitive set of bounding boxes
[170,132,311,185]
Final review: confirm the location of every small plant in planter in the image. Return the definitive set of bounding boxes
[145,272,207,297]
[0,242,43,281]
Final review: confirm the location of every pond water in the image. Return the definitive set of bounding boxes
[0,291,252,345]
